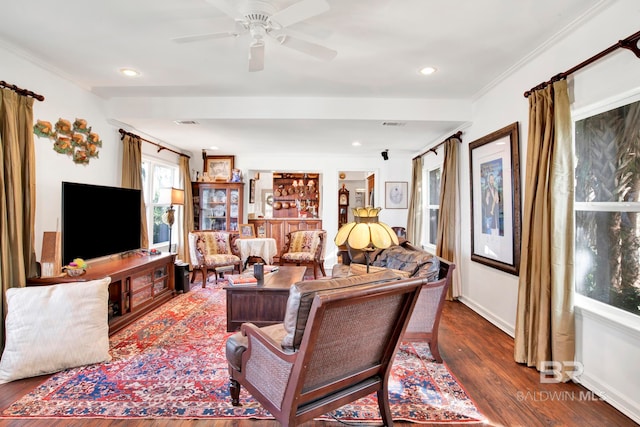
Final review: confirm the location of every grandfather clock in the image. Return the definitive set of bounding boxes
[338,184,349,228]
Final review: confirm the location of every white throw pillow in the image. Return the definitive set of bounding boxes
[0,277,112,383]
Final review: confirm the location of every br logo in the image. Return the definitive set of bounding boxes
[540,361,584,383]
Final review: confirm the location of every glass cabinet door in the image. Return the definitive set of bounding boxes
[193,182,244,231]
[201,187,228,230]
[229,188,240,232]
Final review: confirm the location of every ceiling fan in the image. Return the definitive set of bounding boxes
[173,0,337,72]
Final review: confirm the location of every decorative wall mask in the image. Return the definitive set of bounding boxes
[34,118,102,165]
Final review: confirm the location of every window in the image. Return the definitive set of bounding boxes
[427,167,441,246]
[421,152,442,250]
[141,158,180,248]
[574,96,640,317]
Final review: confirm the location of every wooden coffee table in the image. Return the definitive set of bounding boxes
[224,266,307,332]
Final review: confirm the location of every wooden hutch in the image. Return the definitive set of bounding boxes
[249,172,322,260]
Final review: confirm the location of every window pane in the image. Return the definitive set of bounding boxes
[152,206,170,245]
[141,162,149,203]
[429,208,439,245]
[576,210,640,316]
[152,164,175,204]
[575,100,640,203]
[429,168,441,205]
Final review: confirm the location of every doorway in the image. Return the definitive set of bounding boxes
[338,170,375,226]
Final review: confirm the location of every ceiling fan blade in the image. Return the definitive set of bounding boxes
[285,21,333,40]
[270,0,330,28]
[248,41,265,72]
[205,0,244,20]
[172,31,238,44]
[276,34,337,61]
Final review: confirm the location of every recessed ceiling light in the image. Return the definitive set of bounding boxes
[120,68,140,77]
[418,66,437,76]
[352,141,361,146]
[209,146,219,150]
[174,120,199,125]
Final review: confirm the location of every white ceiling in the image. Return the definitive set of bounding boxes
[0,0,603,156]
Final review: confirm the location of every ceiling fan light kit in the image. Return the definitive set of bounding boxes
[175,0,336,71]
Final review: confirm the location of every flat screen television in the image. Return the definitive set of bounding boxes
[62,181,141,266]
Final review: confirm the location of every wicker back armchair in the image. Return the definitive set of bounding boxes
[187,231,242,285]
[278,229,327,279]
[403,256,455,363]
[225,275,427,427]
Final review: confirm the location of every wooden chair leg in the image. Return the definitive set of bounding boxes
[230,378,241,406]
[376,387,394,426]
[193,267,205,286]
[429,338,443,363]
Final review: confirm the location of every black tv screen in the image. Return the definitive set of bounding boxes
[62,182,141,265]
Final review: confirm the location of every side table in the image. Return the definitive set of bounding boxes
[236,237,277,270]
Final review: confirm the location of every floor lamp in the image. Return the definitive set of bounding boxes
[163,187,184,253]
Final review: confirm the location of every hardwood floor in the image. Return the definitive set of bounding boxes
[0,299,636,426]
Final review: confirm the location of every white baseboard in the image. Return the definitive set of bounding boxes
[577,372,640,424]
[457,296,515,338]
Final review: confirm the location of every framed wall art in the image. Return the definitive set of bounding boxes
[239,224,256,239]
[469,122,522,275]
[204,155,234,181]
[385,181,408,209]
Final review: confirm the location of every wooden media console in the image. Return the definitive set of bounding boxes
[27,252,176,335]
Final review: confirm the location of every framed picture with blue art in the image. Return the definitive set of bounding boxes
[469,122,521,275]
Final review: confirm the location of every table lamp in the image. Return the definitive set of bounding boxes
[162,187,184,253]
[334,207,398,272]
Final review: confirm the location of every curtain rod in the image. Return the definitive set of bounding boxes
[524,29,640,98]
[118,129,190,159]
[0,80,45,101]
[413,131,462,160]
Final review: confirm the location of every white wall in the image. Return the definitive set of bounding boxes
[0,45,122,258]
[461,0,640,422]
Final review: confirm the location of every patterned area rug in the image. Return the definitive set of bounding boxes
[0,285,484,423]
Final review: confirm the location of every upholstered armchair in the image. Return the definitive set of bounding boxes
[188,231,242,285]
[278,230,327,279]
[225,272,428,427]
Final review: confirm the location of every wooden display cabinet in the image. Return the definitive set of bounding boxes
[28,252,176,335]
[272,172,319,218]
[192,182,244,231]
